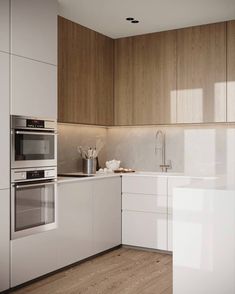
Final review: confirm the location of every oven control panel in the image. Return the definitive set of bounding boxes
[11,167,57,182]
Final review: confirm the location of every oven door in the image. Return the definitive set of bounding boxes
[11,180,57,240]
[11,130,57,168]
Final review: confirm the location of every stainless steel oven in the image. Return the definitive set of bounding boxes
[11,116,57,169]
[11,167,57,239]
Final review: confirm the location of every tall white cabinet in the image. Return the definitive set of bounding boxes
[11,0,57,64]
[10,0,58,118]
[11,55,57,118]
[0,0,10,53]
[0,52,10,190]
[0,49,10,293]
[0,190,10,292]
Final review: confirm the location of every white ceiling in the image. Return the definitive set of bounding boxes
[58,0,235,39]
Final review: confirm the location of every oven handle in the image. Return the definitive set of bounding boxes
[15,180,57,189]
[15,130,57,136]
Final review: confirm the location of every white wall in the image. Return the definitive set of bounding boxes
[58,123,235,177]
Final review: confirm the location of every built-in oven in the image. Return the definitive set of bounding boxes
[11,167,57,240]
[11,116,57,169]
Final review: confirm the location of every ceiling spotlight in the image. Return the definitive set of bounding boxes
[126,17,134,21]
[131,20,139,24]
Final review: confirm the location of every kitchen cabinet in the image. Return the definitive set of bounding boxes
[11,230,58,287]
[0,0,10,53]
[0,52,10,189]
[11,55,57,118]
[57,177,121,269]
[173,186,235,294]
[227,20,235,122]
[114,30,177,125]
[58,16,114,126]
[57,181,93,268]
[122,175,167,195]
[167,176,209,251]
[176,22,226,123]
[122,175,168,251]
[11,0,57,65]
[0,189,10,292]
[122,211,168,250]
[93,177,122,253]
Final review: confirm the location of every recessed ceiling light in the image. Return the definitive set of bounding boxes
[126,17,134,21]
[131,20,139,24]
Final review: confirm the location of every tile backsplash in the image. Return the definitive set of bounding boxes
[58,123,235,177]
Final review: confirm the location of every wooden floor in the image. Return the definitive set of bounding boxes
[12,247,172,294]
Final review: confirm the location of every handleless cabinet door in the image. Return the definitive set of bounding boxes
[0,189,10,292]
[122,210,168,250]
[114,30,177,125]
[11,55,57,118]
[11,230,58,287]
[93,177,122,254]
[177,22,226,123]
[0,52,10,189]
[11,0,57,64]
[57,181,93,268]
[0,0,10,53]
[227,20,235,122]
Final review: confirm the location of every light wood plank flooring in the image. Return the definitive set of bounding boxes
[11,248,172,294]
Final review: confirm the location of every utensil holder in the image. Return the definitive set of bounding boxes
[82,158,97,174]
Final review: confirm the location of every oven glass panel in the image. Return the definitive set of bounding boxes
[15,132,55,161]
[15,183,55,231]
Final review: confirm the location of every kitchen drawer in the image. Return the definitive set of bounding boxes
[168,177,203,196]
[122,210,168,250]
[122,193,167,214]
[122,176,167,195]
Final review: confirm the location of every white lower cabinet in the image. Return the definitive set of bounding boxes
[167,214,173,251]
[122,210,168,250]
[122,175,169,251]
[57,177,122,269]
[93,178,122,254]
[0,189,10,292]
[11,230,58,287]
[57,181,93,268]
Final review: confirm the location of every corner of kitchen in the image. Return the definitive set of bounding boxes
[0,0,235,293]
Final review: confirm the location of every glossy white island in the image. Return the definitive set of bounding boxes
[173,179,235,294]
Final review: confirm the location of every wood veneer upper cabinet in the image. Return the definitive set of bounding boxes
[227,20,235,122]
[58,17,114,126]
[114,38,134,125]
[114,30,177,125]
[176,23,227,123]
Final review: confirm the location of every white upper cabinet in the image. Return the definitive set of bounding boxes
[0,52,10,189]
[11,0,58,65]
[0,0,10,53]
[11,55,57,118]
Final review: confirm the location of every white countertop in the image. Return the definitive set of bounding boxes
[58,173,121,184]
[174,176,235,191]
[58,170,218,184]
[121,171,216,179]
